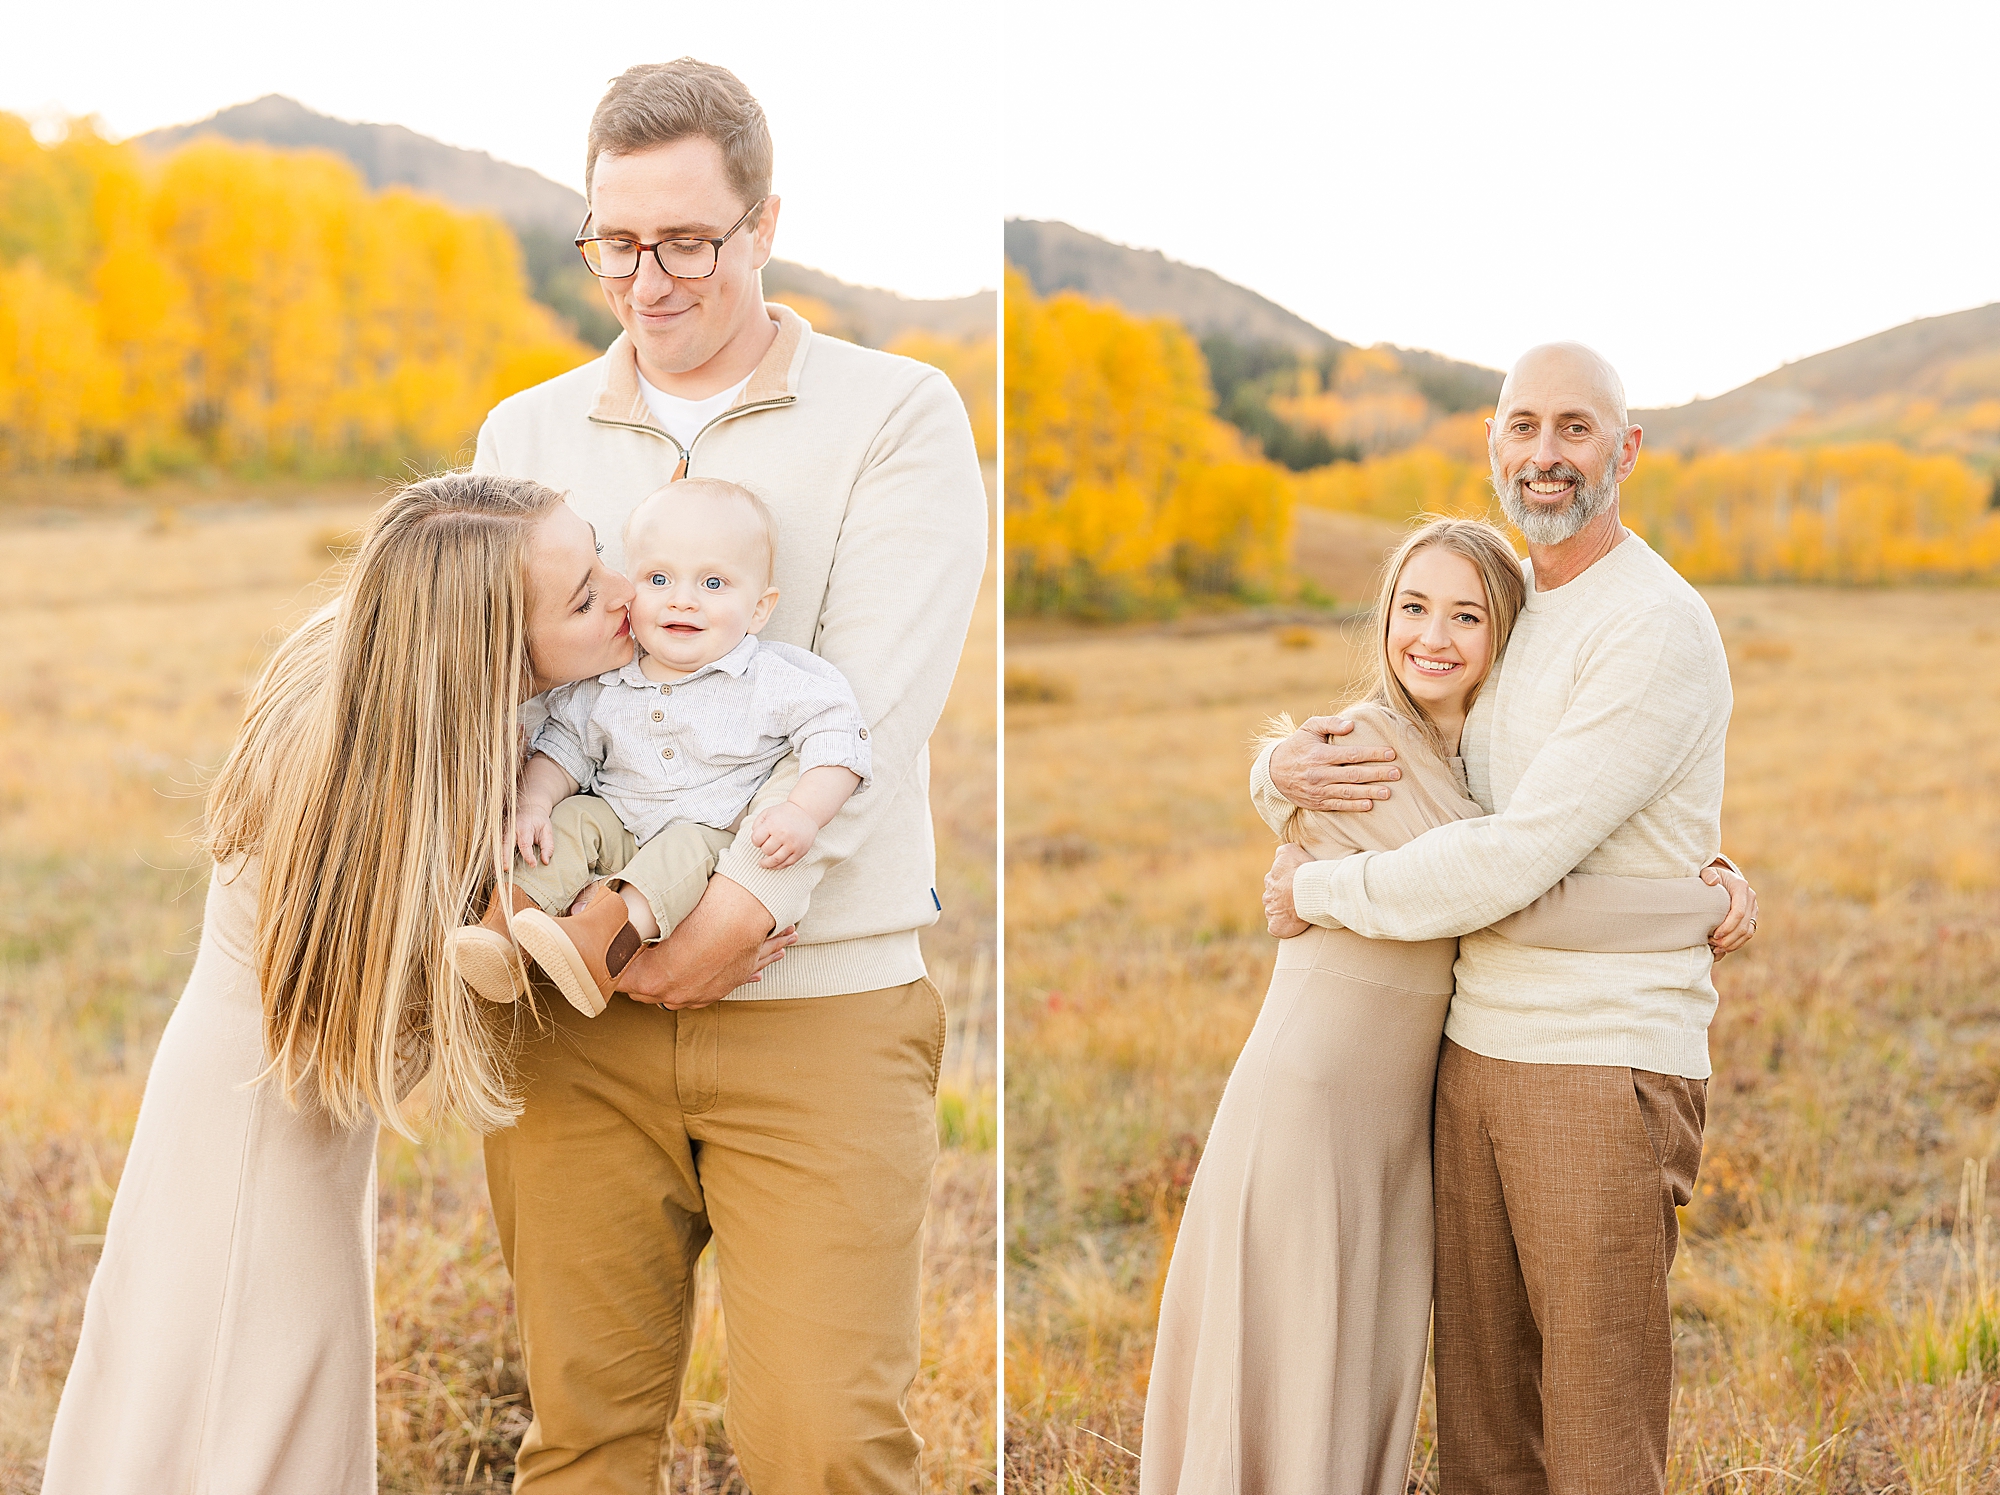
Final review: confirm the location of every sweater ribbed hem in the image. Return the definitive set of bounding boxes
[1446,934,1717,1078]
[721,927,926,1001]
[1443,1003,1713,1080]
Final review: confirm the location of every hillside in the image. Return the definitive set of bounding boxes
[1636,302,2000,466]
[136,93,582,233]
[136,96,993,350]
[1005,218,1342,355]
[1005,219,1501,463]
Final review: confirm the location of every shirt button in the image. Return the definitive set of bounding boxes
[661,747,674,760]
[859,727,869,740]
[662,686,673,696]
[651,710,664,722]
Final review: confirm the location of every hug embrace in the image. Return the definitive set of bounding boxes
[40,59,986,1495]
[1141,343,1760,1495]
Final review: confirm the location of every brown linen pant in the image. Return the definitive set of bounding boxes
[484,976,946,1494]
[1433,1040,1706,1495]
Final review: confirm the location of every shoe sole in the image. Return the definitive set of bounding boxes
[513,909,610,1018]
[448,926,525,1003]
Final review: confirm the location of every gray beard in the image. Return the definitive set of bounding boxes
[1494,457,1619,545]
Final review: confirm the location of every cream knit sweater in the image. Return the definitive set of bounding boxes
[1257,533,1732,1078]
[474,304,987,1000]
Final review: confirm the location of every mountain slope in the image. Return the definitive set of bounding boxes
[1636,303,2000,462]
[137,93,583,234]
[1006,218,1503,460]
[1005,218,1342,355]
[135,96,992,350]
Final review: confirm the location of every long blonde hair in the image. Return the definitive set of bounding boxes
[1261,517,1526,838]
[206,472,563,1137]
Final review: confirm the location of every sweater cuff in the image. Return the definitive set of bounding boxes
[1249,741,1294,836]
[1292,857,1349,931]
[714,846,814,931]
[1251,744,1279,804]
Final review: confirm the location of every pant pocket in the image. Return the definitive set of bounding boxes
[919,976,947,1097]
[1632,1069,1704,1209]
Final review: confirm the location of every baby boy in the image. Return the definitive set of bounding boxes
[449,477,869,1016]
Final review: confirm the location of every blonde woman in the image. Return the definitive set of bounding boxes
[41,474,788,1494]
[1139,518,1733,1493]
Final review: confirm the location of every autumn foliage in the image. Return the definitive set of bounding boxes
[1004,269,1292,616]
[1008,252,2000,593]
[1300,440,2000,585]
[0,115,591,478]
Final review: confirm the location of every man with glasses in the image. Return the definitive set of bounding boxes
[472,57,986,1495]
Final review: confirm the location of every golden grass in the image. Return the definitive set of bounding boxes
[1005,593,2000,1492]
[0,490,997,1493]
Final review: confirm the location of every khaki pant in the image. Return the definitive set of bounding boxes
[1433,1040,1705,1495]
[511,795,735,935]
[484,976,946,1494]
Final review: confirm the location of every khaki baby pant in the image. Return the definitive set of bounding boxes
[511,795,735,937]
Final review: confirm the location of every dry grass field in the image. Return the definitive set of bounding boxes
[1005,587,2000,1492]
[0,491,997,1493]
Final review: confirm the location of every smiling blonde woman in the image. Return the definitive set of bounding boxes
[1138,518,1733,1494]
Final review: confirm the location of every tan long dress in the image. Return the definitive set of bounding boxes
[1139,703,1725,1494]
[41,859,381,1495]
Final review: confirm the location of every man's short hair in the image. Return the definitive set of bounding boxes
[586,59,772,209]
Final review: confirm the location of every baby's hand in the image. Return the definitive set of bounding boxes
[514,805,556,866]
[751,802,819,869]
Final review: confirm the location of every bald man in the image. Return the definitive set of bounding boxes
[1259,344,1753,1493]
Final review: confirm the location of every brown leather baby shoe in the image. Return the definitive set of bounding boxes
[446,884,540,1003]
[510,881,642,1018]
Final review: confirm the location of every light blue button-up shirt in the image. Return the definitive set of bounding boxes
[532,635,871,842]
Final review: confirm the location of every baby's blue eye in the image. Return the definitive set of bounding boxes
[649,573,667,587]
[702,576,723,591]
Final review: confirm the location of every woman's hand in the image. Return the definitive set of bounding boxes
[1701,862,1759,958]
[1263,843,1314,938]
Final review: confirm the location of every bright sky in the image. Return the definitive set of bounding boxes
[0,0,996,302]
[1006,0,2000,408]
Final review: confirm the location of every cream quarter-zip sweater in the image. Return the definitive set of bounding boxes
[474,303,987,1000]
[1258,533,1732,1078]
